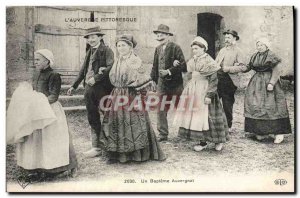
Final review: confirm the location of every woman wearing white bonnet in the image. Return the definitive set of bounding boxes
[173,36,229,152]
[192,36,209,51]
[35,49,55,66]
[256,37,271,49]
[243,37,291,143]
[7,48,78,182]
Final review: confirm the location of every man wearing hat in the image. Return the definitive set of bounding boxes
[151,24,187,141]
[215,29,245,132]
[67,26,114,158]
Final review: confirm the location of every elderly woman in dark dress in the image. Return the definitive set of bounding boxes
[226,38,291,143]
[99,34,166,164]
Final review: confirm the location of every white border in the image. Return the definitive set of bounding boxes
[1,0,298,197]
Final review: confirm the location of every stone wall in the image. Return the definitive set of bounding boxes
[6,6,294,96]
[6,7,32,96]
[117,6,294,88]
[117,6,293,74]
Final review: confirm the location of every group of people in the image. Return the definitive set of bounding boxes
[7,24,292,181]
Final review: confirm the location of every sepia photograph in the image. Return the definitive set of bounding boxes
[5,5,295,193]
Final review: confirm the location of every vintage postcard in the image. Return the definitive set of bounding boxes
[6,6,295,193]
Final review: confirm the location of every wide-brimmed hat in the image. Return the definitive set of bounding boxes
[153,24,173,36]
[84,26,105,38]
[223,29,239,40]
[116,34,137,48]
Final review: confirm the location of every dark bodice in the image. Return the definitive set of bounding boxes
[32,66,61,104]
[249,49,281,72]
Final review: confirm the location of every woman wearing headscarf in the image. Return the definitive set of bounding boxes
[99,34,166,164]
[7,49,77,181]
[242,38,291,143]
[173,37,229,151]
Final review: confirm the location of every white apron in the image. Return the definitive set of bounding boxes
[173,72,209,131]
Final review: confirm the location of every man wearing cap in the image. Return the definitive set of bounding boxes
[67,26,114,158]
[151,24,187,142]
[215,29,245,132]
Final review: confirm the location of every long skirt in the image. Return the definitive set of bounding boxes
[244,72,291,135]
[174,74,229,143]
[177,95,229,143]
[7,83,77,172]
[99,88,166,163]
[16,102,77,172]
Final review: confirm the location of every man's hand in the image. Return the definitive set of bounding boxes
[267,83,274,91]
[173,60,180,67]
[204,97,211,105]
[159,69,169,77]
[67,87,75,96]
[87,77,96,86]
[98,67,106,75]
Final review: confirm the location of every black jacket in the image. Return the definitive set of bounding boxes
[72,42,114,89]
[151,41,187,90]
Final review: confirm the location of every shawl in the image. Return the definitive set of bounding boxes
[109,52,155,91]
[248,49,281,72]
[187,53,220,76]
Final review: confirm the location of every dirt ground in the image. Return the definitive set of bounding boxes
[6,88,295,189]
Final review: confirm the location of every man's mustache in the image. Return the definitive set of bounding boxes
[157,38,165,41]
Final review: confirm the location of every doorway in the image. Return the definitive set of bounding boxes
[197,13,224,59]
